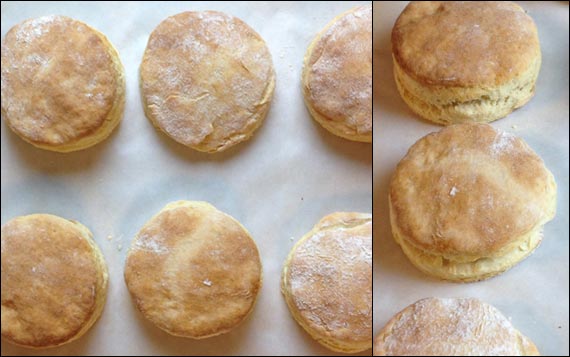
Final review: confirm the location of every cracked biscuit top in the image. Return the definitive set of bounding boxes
[389,124,556,259]
[140,11,275,153]
[282,212,372,351]
[392,1,540,86]
[302,5,372,141]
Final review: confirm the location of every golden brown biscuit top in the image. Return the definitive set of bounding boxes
[1,15,122,146]
[304,5,372,135]
[392,1,540,86]
[390,124,556,259]
[285,212,372,345]
[374,298,540,356]
[1,214,102,348]
[124,201,262,338]
[140,11,274,152]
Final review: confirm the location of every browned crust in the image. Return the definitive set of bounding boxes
[1,15,124,151]
[374,298,540,356]
[140,11,275,153]
[389,124,556,259]
[1,214,108,348]
[392,1,540,87]
[302,5,372,142]
[282,212,372,353]
[124,201,262,339]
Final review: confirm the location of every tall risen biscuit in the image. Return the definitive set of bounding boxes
[302,5,372,142]
[374,298,540,356]
[124,201,262,338]
[392,1,541,124]
[140,11,275,153]
[1,15,125,152]
[389,124,556,282]
[1,214,108,349]
[282,212,372,353]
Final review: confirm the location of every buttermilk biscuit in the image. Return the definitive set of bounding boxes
[140,11,275,153]
[374,297,540,356]
[1,15,125,152]
[392,2,541,124]
[282,212,372,353]
[1,214,108,349]
[124,201,262,338]
[302,5,372,142]
[389,124,556,282]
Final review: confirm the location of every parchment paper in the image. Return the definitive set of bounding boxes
[373,2,569,356]
[0,1,372,356]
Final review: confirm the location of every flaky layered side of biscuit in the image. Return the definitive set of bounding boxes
[389,198,553,282]
[388,124,556,282]
[393,56,540,125]
[391,1,541,125]
[302,5,372,143]
[388,124,557,282]
[281,212,372,353]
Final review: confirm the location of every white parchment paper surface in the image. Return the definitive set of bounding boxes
[1,1,372,355]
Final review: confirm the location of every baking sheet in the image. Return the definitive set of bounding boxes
[0,1,372,356]
[373,2,569,356]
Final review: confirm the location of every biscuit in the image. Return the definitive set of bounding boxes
[392,1,541,124]
[389,124,556,282]
[302,5,372,142]
[374,297,540,356]
[1,214,108,349]
[281,212,372,353]
[140,11,275,153]
[1,15,125,152]
[124,201,262,338]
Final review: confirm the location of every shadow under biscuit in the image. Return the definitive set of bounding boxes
[305,106,373,167]
[144,108,269,164]
[124,289,260,356]
[0,328,99,356]
[2,119,121,175]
